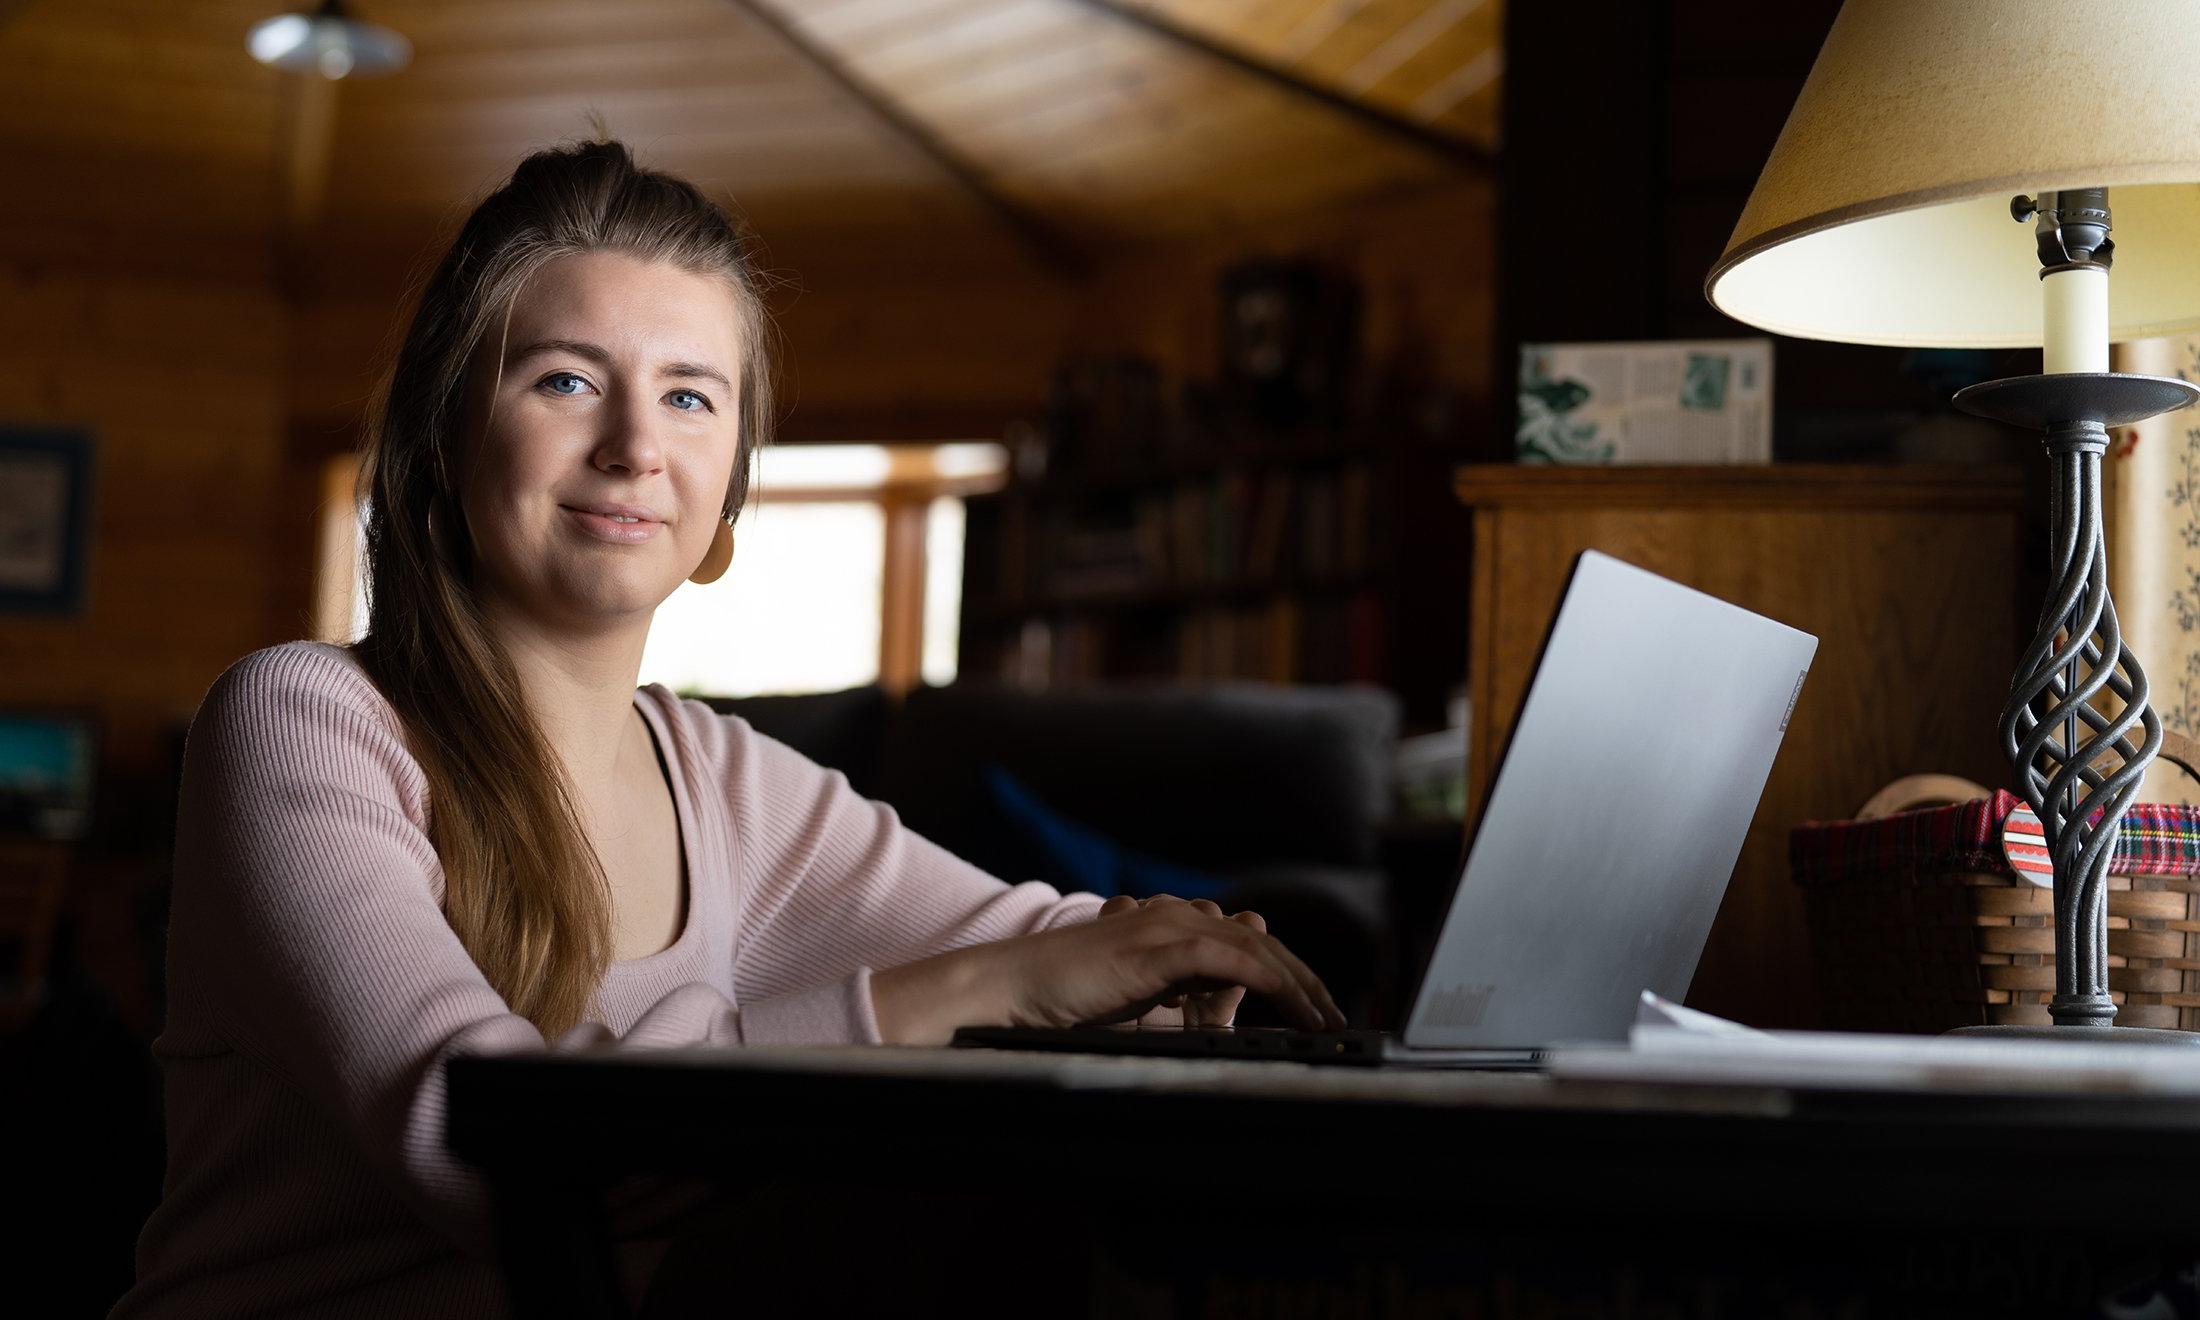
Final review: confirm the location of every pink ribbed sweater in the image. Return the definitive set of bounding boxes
[112,641,1104,1319]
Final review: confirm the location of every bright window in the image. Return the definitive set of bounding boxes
[640,499,885,696]
[921,496,964,689]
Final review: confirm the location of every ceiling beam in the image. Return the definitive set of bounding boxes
[722,0,1087,281]
[1063,0,1496,173]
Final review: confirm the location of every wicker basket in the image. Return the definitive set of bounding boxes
[1791,760,2200,1034]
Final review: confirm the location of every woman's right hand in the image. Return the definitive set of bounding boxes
[870,895,1347,1046]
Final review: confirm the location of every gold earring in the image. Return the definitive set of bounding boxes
[689,515,735,585]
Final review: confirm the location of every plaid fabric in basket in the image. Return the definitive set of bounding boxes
[1791,789,2200,884]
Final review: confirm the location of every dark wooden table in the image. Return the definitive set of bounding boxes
[448,1045,2200,1318]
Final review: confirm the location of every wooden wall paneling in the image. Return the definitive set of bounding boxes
[368,0,742,51]
[1266,0,1394,62]
[0,143,276,251]
[0,223,269,287]
[331,145,954,222]
[0,0,285,76]
[0,79,274,154]
[0,265,292,781]
[734,0,1087,277]
[888,24,1159,130]
[997,86,1303,188]
[1343,0,1471,78]
[327,143,941,215]
[337,85,880,149]
[287,290,406,430]
[372,41,803,101]
[1417,53,1500,127]
[274,71,338,295]
[0,0,284,261]
[942,52,1246,163]
[1001,104,1450,241]
[1330,0,1494,96]
[1131,0,1503,146]
[1455,464,2035,1030]
[1278,1,1429,73]
[1067,176,1498,405]
[768,266,1075,437]
[1209,0,1338,50]
[1056,0,1487,172]
[815,0,1086,85]
[722,186,1032,269]
[1107,161,1458,249]
[799,0,998,49]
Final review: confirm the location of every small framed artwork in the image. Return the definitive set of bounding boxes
[0,428,96,616]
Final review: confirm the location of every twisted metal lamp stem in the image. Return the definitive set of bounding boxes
[1999,422,2161,1027]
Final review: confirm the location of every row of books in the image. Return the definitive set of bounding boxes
[982,592,1389,688]
[1041,362,1303,481]
[1042,462,1381,599]
[1043,358,1171,478]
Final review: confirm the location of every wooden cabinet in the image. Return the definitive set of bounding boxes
[1454,464,2038,1028]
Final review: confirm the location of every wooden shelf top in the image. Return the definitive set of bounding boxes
[1452,462,2032,511]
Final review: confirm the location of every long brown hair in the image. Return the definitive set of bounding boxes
[353,139,779,1036]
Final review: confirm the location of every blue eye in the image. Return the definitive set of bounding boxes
[541,371,591,396]
[668,389,712,413]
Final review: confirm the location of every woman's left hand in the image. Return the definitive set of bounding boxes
[1096,893,1266,1026]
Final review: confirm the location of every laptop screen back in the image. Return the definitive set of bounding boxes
[1402,551,1817,1050]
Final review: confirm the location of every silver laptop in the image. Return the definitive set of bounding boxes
[952,550,1819,1068]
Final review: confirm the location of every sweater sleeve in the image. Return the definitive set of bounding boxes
[694,703,1106,1017]
[163,645,871,1260]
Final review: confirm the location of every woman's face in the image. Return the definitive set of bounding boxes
[457,249,743,633]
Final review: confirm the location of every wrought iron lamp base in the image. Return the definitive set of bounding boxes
[1941,370,2200,1040]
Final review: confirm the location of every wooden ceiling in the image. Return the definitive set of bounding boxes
[0,0,1502,282]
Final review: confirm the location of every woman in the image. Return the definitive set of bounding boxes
[111,139,1343,1318]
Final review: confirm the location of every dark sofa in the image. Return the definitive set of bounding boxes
[704,679,1408,1025]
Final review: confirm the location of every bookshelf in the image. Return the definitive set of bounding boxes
[956,418,1474,729]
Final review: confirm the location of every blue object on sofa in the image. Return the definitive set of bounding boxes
[981,761,1232,901]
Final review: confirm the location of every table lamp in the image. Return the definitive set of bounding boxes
[1706,0,2200,1040]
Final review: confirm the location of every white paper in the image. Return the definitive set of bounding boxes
[1556,994,2200,1095]
[1632,990,1769,1039]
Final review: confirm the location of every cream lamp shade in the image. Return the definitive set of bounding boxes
[1706,0,2200,348]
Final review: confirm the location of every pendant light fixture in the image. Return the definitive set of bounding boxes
[247,0,411,80]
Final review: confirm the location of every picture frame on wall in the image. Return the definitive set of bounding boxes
[0,428,96,617]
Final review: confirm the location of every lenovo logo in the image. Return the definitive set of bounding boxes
[1424,982,1496,1028]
